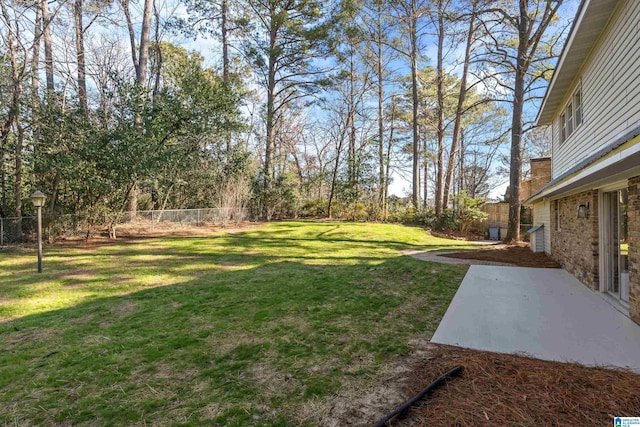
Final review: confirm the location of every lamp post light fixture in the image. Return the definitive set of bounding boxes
[31,191,46,273]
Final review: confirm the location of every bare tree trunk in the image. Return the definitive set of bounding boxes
[31,4,42,107]
[348,53,357,198]
[121,0,138,71]
[458,130,464,194]
[136,0,153,85]
[221,0,232,156]
[423,136,428,209]
[328,133,345,219]
[14,123,24,240]
[506,64,526,242]
[443,0,476,209]
[264,25,277,218]
[221,0,229,81]
[126,0,154,216]
[384,96,396,216]
[42,0,54,94]
[376,2,385,212]
[152,2,162,101]
[74,0,88,111]
[505,1,529,243]
[31,0,42,184]
[410,2,420,209]
[504,0,563,242]
[434,0,445,214]
[0,153,5,218]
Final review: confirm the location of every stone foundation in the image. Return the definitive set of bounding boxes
[550,190,599,290]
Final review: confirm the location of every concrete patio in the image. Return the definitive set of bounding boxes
[431,265,640,372]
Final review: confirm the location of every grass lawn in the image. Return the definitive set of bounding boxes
[0,221,470,426]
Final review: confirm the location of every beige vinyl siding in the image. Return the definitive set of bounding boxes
[553,0,640,179]
[533,200,552,254]
[552,116,560,173]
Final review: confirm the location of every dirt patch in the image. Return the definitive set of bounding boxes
[99,299,138,327]
[443,244,560,268]
[318,336,434,426]
[200,402,223,420]
[397,344,640,426]
[217,260,244,270]
[7,328,60,346]
[50,221,264,249]
[248,362,299,398]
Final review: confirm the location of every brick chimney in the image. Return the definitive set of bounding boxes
[529,157,552,194]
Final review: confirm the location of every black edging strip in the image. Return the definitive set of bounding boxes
[374,365,465,427]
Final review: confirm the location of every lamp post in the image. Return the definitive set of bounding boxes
[31,191,46,273]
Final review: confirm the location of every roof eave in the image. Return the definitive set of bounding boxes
[536,0,618,126]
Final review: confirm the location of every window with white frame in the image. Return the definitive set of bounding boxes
[559,86,583,144]
[574,88,582,126]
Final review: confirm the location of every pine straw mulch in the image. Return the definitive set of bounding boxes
[442,244,561,268]
[397,344,640,426]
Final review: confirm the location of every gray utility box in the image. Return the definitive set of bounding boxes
[527,224,545,253]
[488,226,499,240]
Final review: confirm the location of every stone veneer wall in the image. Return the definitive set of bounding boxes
[551,190,599,290]
[627,177,640,323]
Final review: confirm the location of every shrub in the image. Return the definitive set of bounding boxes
[450,191,488,232]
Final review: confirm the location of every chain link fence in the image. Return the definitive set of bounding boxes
[0,208,250,246]
[131,208,247,227]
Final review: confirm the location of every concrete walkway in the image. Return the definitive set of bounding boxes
[431,265,640,372]
[404,249,509,266]
[404,241,505,265]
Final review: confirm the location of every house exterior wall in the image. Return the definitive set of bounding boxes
[550,191,599,290]
[551,0,640,179]
[627,176,640,323]
[533,200,551,254]
[538,0,640,324]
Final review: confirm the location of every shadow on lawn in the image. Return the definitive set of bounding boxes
[0,251,465,426]
[225,229,464,251]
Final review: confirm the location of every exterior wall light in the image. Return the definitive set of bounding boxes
[577,202,589,219]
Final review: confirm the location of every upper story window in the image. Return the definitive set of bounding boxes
[574,89,582,126]
[560,86,583,143]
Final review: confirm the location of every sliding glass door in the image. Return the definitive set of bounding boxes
[603,189,629,303]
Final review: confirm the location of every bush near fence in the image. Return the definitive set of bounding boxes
[0,217,37,246]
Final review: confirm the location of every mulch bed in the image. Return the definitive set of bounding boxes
[443,244,561,268]
[398,345,640,426]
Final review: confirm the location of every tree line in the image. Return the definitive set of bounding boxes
[0,0,567,240]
